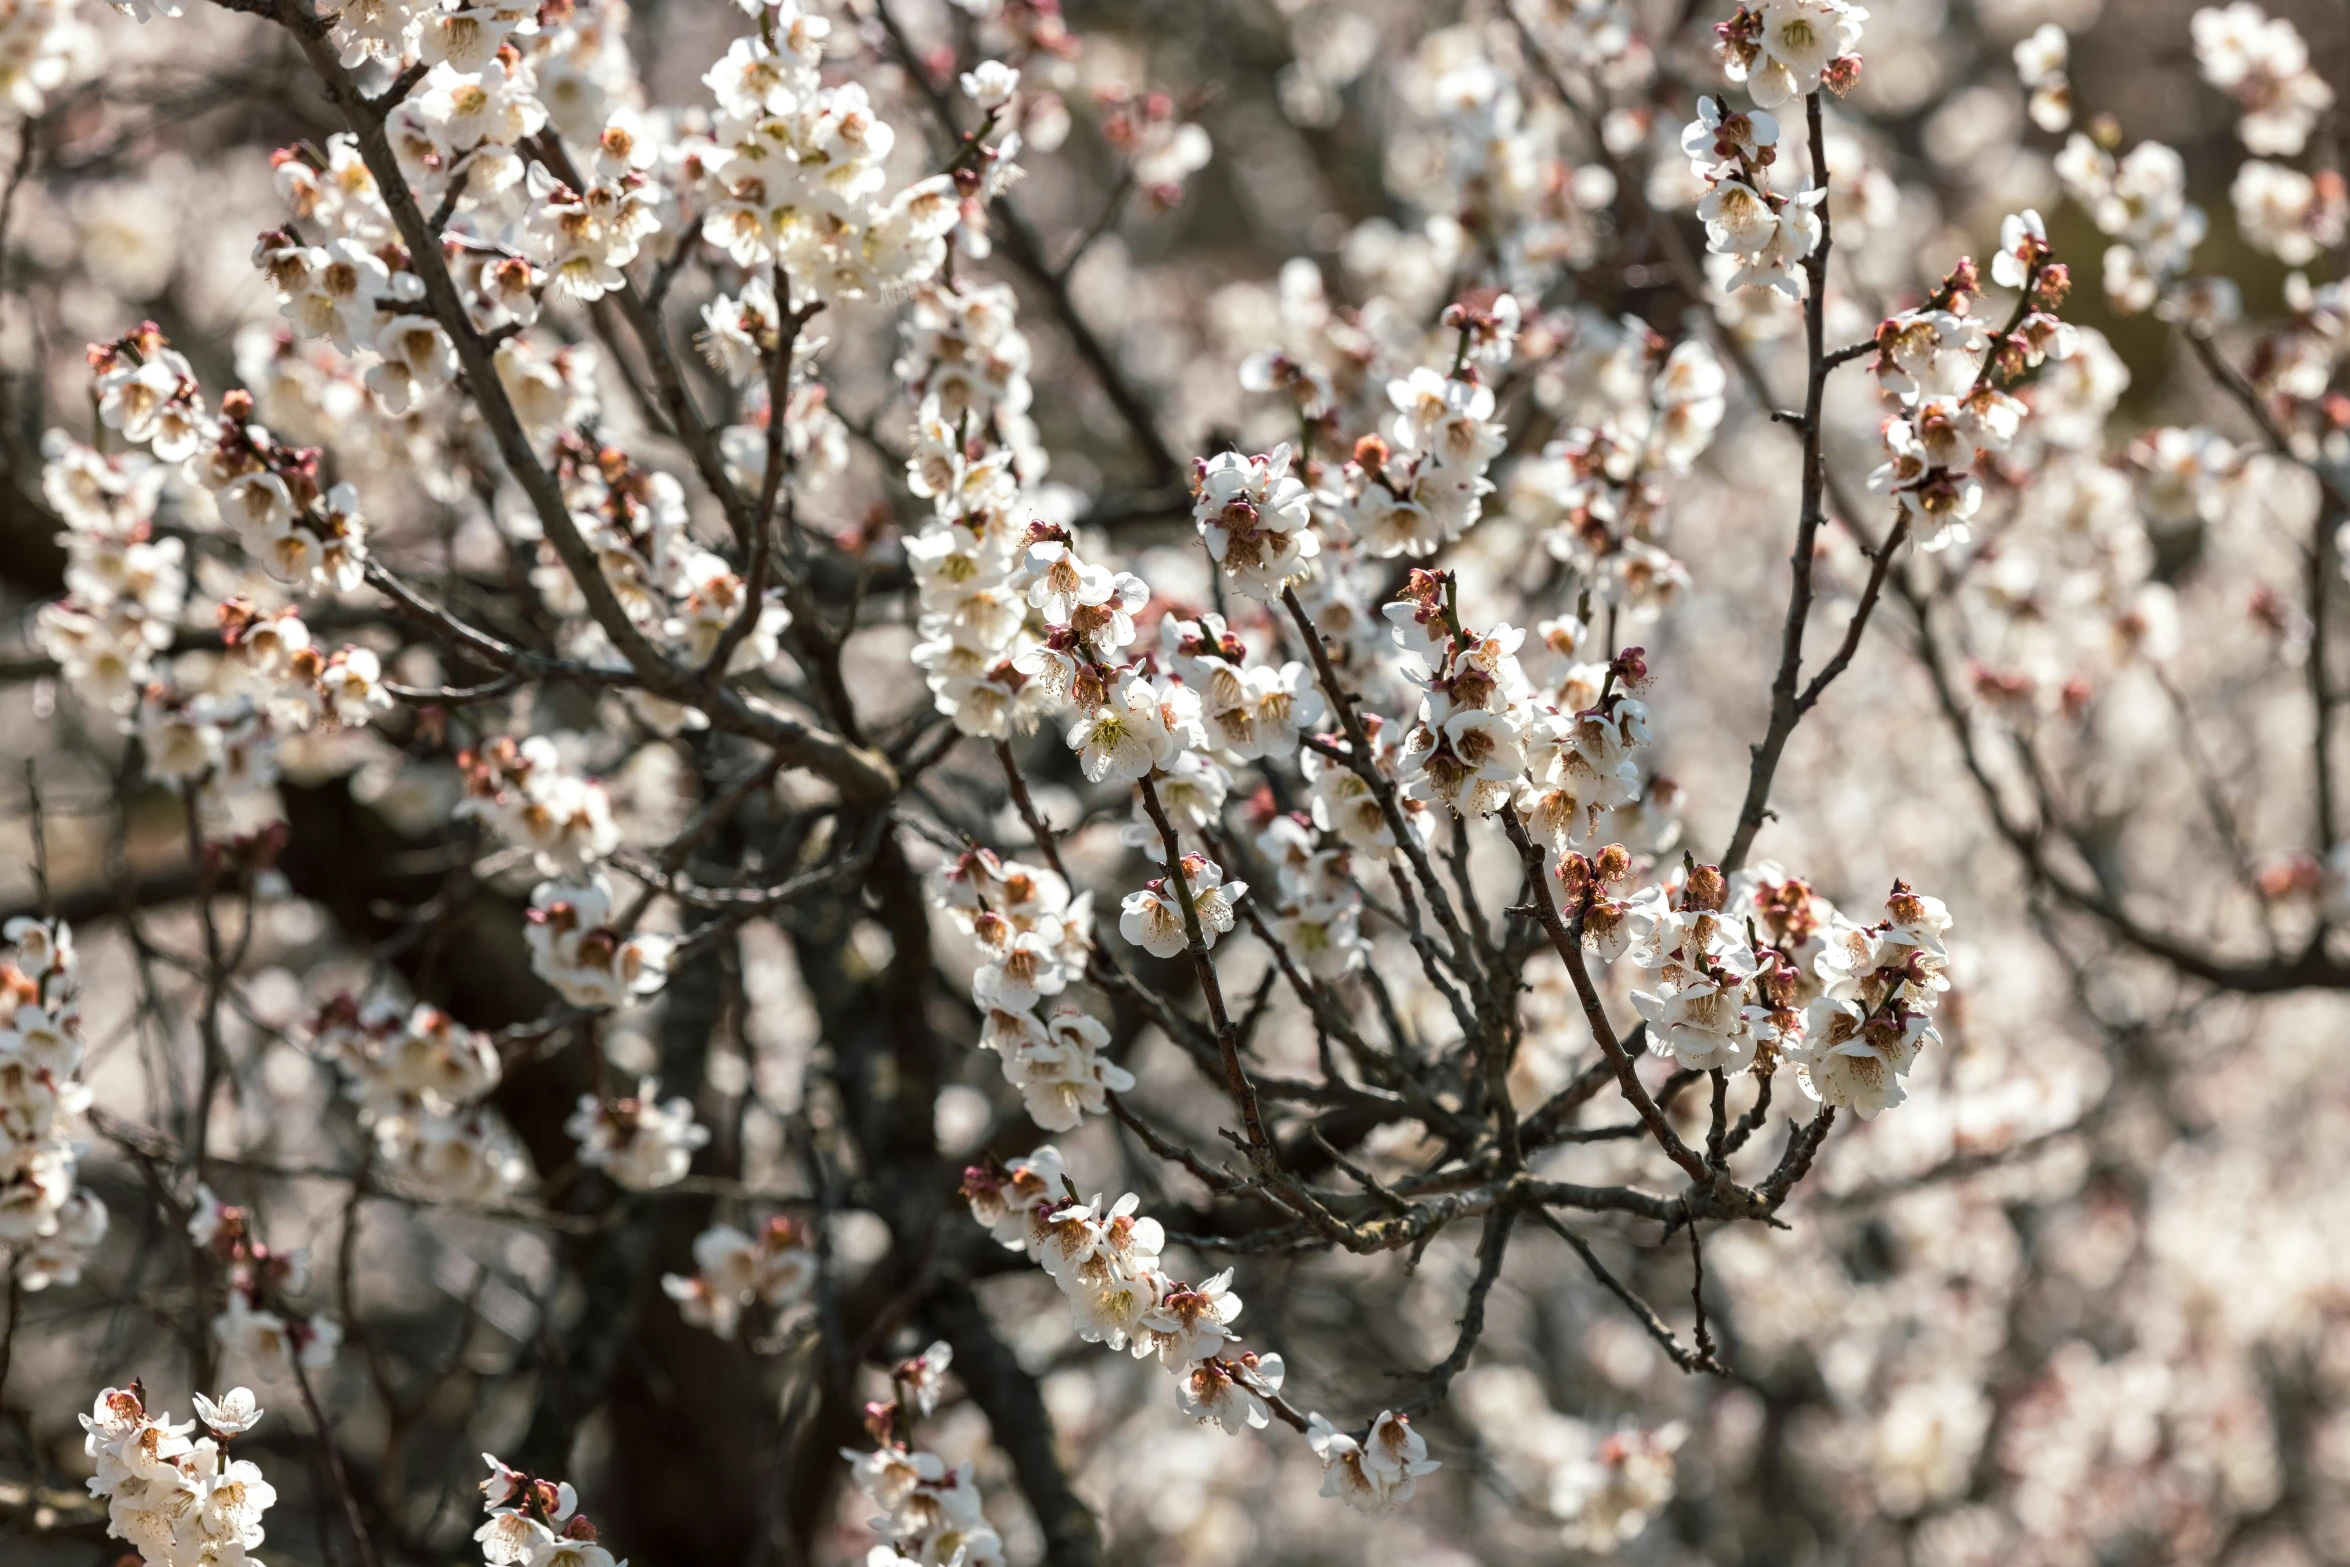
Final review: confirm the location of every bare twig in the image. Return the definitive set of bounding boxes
[1720,91,1837,876]
[1136,774,1271,1160]
[290,1356,383,1567]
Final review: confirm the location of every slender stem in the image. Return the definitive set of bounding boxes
[23,759,49,913]
[1906,574,2350,990]
[1107,1091,1243,1194]
[2309,492,2341,874]
[1721,1056,1776,1157]
[250,1,895,799]
[1056,168,1135,280]
[0,1263,20,1413]
[1527,1206,1718,1374]
[1759,1105,1837,1210]
[1499,813,1718,1191]
[1685,1206,1719,1368]
[1721,90,1835,875]
[185,790,227,1196]
[869,0,1178,485]
[1279,586,1480,980]
[1795,514,1909,717]
[705,266,812,680]
[1703,1069,1729,1171]
[291,1356,382,1567]
[1396,1202,1518,1415]
[2181,324,2350,515]
[994,740,1070,883]
[1136,775,1270,1158]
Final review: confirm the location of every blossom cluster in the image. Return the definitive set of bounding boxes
[1712,0,1865,108]
[1512,324,1726,619]
[0,917,106,1289]
[1457,1368,1685,1553]
[900,277,1073,745]
[314,992,529,1204]
[514,821,699,1208]
[524,873,673,1010]
[2190,2,2333,158]
[190,1182,345,1373]
[963,1148,1280,1428]
[932,849,1130,1132]
[30,429,182,715]
[961,1145,1440,1517]
[661,1214,816,1340]
[1390,582,1648,832]
[81,1384,276,1567]
[1389,36,1621,290]
[1686,93,1821,299]
[2187,5,2345,276]
[476,1454,625,1567]
[2011,25,2072,134]
[562,1074,709,1191]
[2054,132,2207,316]
[842,1346,1007,1567]
[1235,810,1359,978]
[457,734,622,874]
[695,3,963,299]
[1738,871,1954,1119]
[1323,338,1511,561]
[1864,226,2077,551]
[34,329,398,842]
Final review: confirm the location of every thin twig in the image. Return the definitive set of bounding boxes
[1136,775,1271,1160]
[290,1356,383,1567]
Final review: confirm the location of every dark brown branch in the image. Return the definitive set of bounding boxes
[1685,1205,1720,1369]
[1906,577,2350,990]
[248,4,897,801]
[1136,774,1271,1160]
[868,0,1179,486]
[1281,586,1482,986]
[290,1357,383,1567]
[1795,514,1909,718]
[2180,323,2343,863]
[994,739,1070,883]
[1720,90,1836,876]
[1397,1202,1518,1416]
[1500,810,1717,1191]
[1525,1206,1722,1375]
[1108,1091,1245,1195]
